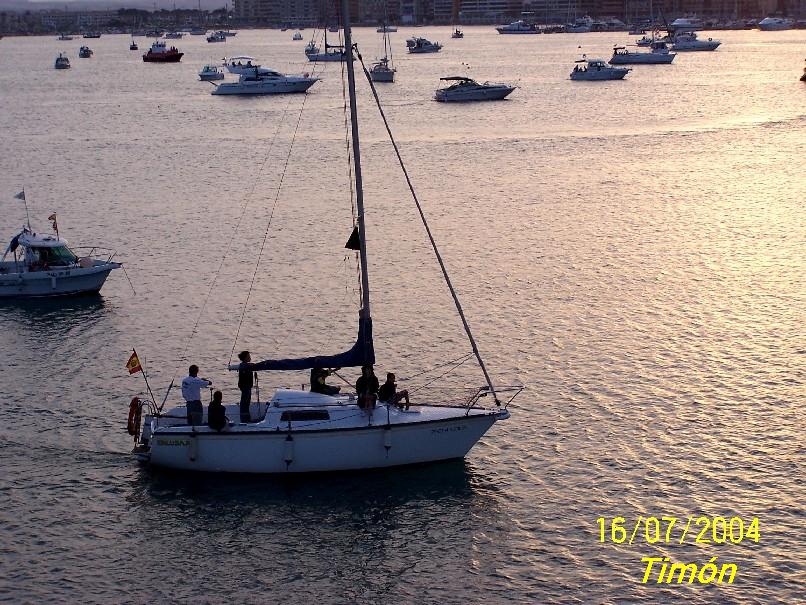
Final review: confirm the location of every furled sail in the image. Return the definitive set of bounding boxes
[251,315,374,371]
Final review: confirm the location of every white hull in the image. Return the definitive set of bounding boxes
[435,86,515,102]
[370,67,395,82]
[570,69,628,80]
[672,40,720,51]
[610,53,675,64]
[199,72,224,81]
[212,78,317,95]
[141,403,508,473]
[306,52,346,62]
[0,261,119,297]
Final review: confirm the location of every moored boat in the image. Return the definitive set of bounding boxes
[142,41,183,63]
[54,53,70,69]
[570,57,630,80]
[434,76,516,101]
[78,46,93,58]
[198,64,225,81]
[207,32,226,43]
[496,19,539,34]
[758,17,794,31]
[211,68,319,95]
[671,31,720,51]
[129,39,139,51]
[610,41,676,64]
[406,37,442,53]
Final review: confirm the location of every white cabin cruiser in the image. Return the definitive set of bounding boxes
[610,41,676,64]
[224,56,271,75]
[570,57,630,80]
[198,64,225,81]
[758,17,793,31]
[671,31,720,51]
[434,76,516,102]
[496,20,539,34]
[407,37,442,53]
[129,0,518,475]
[670,17,704,31]
[211,68,318,95]
[1,226,120,297]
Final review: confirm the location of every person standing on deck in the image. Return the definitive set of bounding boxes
[237,350,254,423]
[182,365,211,426]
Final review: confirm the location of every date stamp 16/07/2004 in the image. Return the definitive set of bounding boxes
[596,516,761,585]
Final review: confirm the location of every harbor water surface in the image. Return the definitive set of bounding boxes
[0,28,803,604]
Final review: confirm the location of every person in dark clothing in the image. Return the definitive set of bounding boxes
[378,372,410,410]
[237,350,254,423]
[207,390,227,432]
[355,365,379,410]
[311,367,341,396]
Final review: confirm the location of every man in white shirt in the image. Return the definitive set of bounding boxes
[182,364,212,426]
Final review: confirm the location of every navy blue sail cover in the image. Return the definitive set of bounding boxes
[251,316,374,371]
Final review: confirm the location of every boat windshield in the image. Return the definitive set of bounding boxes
[28,245,77,267]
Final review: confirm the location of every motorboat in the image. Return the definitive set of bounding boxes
[211,68,319,95]
[83,32,101,39]
[377,25,397,33]
[496,19,539,34]
[292,31,303,40]
[610,42,675,64]
[145,29,164,38]
[129,40,139,50]
[54,53,70,69]
[565,16,594,33]
[370,57,395,82]
[142,41,183,63]
[58,34,73,40]
[306,30,348,62]
[669,17,703,31]
[758,17,794,31]
[570,57,630,80]
[207,32,226,43]
[406,37,442,53]
[452,28,464,39]
[434,76,516,102]
[78,46,93,58]
[165,31,184,39]
[129,0,517,474]
[671,31,720,51]
[304,41,320,56]
[1,222,120,297]
[198,64,225,81]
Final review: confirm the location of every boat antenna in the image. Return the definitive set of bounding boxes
[354,49,500,405]
[341,0,371,321]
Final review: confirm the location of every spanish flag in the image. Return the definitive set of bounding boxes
[126,350,142,375]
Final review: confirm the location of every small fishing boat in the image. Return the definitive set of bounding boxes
[199,64,225,81]
[129,40,139,51]
[54,53,71,69]
[78,46,93,58]
[1,208,120,298]
[142,41,183,63]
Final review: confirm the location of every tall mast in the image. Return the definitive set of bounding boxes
[341,0,372,319]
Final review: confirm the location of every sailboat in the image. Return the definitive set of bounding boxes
[128,0,517,474]
[370,7,396,82]
[305,27,347,62]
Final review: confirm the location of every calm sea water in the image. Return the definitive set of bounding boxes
[0,27,804,604]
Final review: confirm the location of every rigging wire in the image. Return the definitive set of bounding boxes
[228,88,316,366]
[354,47,501,405]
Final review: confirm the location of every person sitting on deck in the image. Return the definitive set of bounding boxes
[378,372,410,410]
[310,367,340,396]
[355,365,379,410]
[207,390,227,432]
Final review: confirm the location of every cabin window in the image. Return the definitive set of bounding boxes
[280,411,330,422]
[30,246,77,267]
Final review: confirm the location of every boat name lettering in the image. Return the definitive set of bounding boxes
[156,438,190,446]
[431,425,467,434]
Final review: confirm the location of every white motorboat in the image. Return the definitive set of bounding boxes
[165,31,184,39]
[570,57,630,80]
[223,56,270,74]
[207,32,226,43]
[406,37,442,53]
[565,16,594,33]
[130,0,517,474]
[54,53,70,69]
[669,17,704,31]
[306,30,347,62]
[496,19,539,34]
[1,221,120,298]
[671,31,720,51]
[636,32,669,46]
[78,46,93,58]
[377,25,397,33]
[211,68,319,95]
[198,64,225,81]
[610,41,676,64]
[292,31,303,40]
[434,76,516,102]
[304,40,320,56]
[758,17,794,31]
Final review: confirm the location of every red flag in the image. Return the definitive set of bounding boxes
[126,351,142,375]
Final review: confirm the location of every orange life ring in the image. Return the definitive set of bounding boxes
[127,397,142,437]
